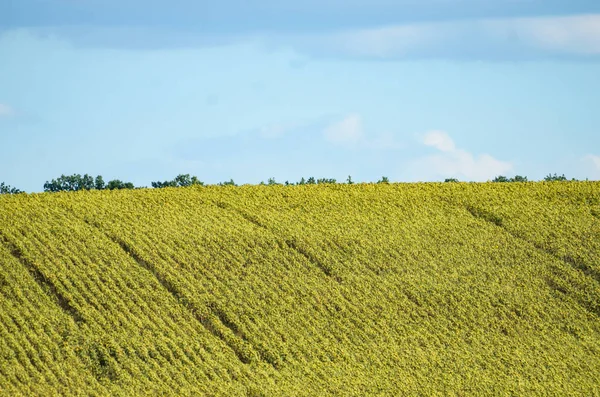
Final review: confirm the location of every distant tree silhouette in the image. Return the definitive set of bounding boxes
[544,173,574,182]
[44,174,95,192]
[317,178,337,184]
[95,175,106,190]
[492,175,529,183]
[218,179,236,186]
[492,176,510,183]
[0,182,22,194]
[44,174,135,192]
[511,175,528,182]
[106,180,135,190]
[151,174,203,188]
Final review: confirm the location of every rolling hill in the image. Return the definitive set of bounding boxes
[1,182,599,396]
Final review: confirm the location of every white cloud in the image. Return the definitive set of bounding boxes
[270,13,600,60]
[415,130,513,181]
[323,114,363,146]
[423,130,455,152]
[0,104,15,117]
[583,154,600,177]
[487,14,600,55]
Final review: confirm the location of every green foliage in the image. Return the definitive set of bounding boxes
[377,176,390,184]
[292,177,336,186]
[317,178,336,184]
[151,174,204,188]
[511,175,528,182]
[174,174,203,187]
[218,179,237,186]
[346,175,354,184]
[95,175,106,190]
[44,173,96,192]
[444,178,459,183]
[493,175,529,183]
[0,182,22,194]
[544,173,577,182]
[106,180,135,190]
[267,177,281,186]
[492,175,510,183]
[44,174,135,192]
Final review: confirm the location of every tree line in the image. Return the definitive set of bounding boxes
[0,173,586,194]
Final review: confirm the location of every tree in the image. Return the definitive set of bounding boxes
[174,174,203,187]
[444,178,459,183]
[95,175,106,190]
[346,175,354,184]
[317,178,337,184]
[267,177,281,186]
[151,174,203,188]
[510,175,528,182]
[44,174,96,192]
[377,176,390,184]
[106,180,135,190]
[44,174,135,192]
[544,173,570,182]
[218,179,236,186]
[492,176,510,183]
[151,180,175,188]
[0,182,22,194]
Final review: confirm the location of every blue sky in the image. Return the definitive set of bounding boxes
[1,1,600,191]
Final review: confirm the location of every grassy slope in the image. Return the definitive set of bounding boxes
[0,182,599,396]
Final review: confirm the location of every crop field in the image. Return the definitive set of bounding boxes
[0,182,599,396]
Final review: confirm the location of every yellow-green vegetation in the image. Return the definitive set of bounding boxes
[1,182,599,396]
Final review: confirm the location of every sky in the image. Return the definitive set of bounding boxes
[1,0,600,192]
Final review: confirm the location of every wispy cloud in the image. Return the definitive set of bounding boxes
[422,130,455,152]
[414,130,513,181]
[323,114,364,146]
[0,103,15,118]
[484,14,600,55]
[272,13,600,60]
[583,154,600,177]
[8,0,599,60]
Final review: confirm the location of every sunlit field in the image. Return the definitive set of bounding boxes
[1,182,599,396]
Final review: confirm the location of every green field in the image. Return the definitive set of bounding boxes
[1,182,599,396]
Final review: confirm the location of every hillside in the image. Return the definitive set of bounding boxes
[1,182,599,396]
